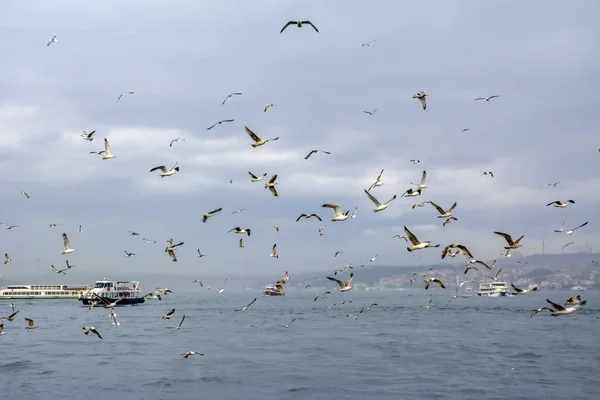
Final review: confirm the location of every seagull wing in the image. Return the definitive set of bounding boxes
[62,233,71,249]
[573,221,589,231]
[310,214,322,221]
[245,126,261,142]
[364,189,381,207]
[248,171,259,179]
[493,231,513,245]
[104,138,112,154]
[177,315,186,329]
[207,122,218,130]
[268,174,278,184]
[280,21,295,33]
[327,276,345,288]
[269,186,278,197]
[322,204,342,217]
[511,283,524,293]
[420,170,427,186]
[150,166,168,173]
[305,150,316,160]
[91,328,103,339]
[302,21,319,32]
[488,95,500,100]
[455,245,474,260]
[245,298,257,309]
[428,201,445,215]
[344,273,354,287]
[403,226,420,246]
[208,208,223,215]
[546,299,566,311]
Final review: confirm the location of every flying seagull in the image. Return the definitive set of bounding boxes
[553,222,565,233]
[412,201,429,209]
[229,227,251,236]
[4,253,11,265]
[270,244,279,259]
[305,149,331,160]
[124,250,135,257]
[265,175,279,197]
[368,169,384,191]
[277,318,297,328]
[248,172,267,182]
[25,318,37,330]
[562,241,574,251]
[548,182,560,187]
[546,200,575,208]
[462,128,470,132]
[410,159,420,164]
[482,171,494,177]
[445,280,472,307]
[493,231,524,250]
[511,283,538,295]
[296,213,322,222]
[322,204,351,222]
[327,272,354,292]
[202,208,223,223]
[530,307,554,318]
[116,92,134,103]
[207,119,234,130]
[474,95,500,102]
[162,309,176,320]
[280,20,319,34]
[404,226,440,252]
[251,320,267,330]
[81,130,95,141]
[545,298,587,316]
[165,242,184,262]
[443,217,458,231]
[424,278,445,290]
[1,223,18,230]
[363,108,378,115]
[222,93,242,105]
[182,351,204,359]
[21,191,30,199]
[101,138,117,160]
[428,201,457,218]
[264,104,274,112]
[47,35,57,46]
[401,188,422,198]
[149,163,179,177]
[362,40,376,47]
[231,208,246,214]
[245,126,279,148]
[61,233,75,255]
[363,189,397,213]
[412,91,428,110]
[410,170,428,189]
[565,221,588,235]
[82,326,103,339]
[236,298,257,312]
[441,243,474,260]
[169,138,185,147]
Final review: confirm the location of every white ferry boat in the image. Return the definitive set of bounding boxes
[478,281,509,297]
[79,279,145,306]
[0,284,91,300]
[571,284,587,292]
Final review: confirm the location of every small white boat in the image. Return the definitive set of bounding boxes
[478,281,509,297]
[571,284,587,292]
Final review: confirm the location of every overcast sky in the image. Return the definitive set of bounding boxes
[1,1,599,282]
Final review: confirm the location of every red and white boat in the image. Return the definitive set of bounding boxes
[263,285,283,296]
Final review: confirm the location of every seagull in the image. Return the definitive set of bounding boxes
[89,150,105,156]
[207,119,234,130]
[412,91,428,110]
[425,299,433,309]
[51,264,71,274]
[236,298,257,312]
[21,190,30,199]
[169,138,185,147]
[0,323,4,336]
[334,251,343,257]
[246,172,268,183]
[270,244,279,259]
[366,254,378,264]
[202,208,223,223]
[49,223,63,228]
[424,278,445,290]
[441,244,474,260]
[364,189,397,212]
[362,40,376,46]
[280,20,319,33]
[116,92,134,103]
[78,225,82,233]
[176,315,186,330]
[313,291,331,301]
[548,182,560,187]
[4,254,11,265]
[162,309,176,320]
[481,171,494,177]
[562,241,574,251]
[487,269,503,281]
[47,35,57,46]
[239,238,244,248]
[128,231,140,236]
[511,283,538,295]
[393,235,408,242]
[412,201,430,209]
[493,231,524,250]
[404,226,440,252]
[109,311,120,328]
[197,249,206,258]
[5,310,19,321]
[277,318,297,329]
[545,298,587,316]
[81,130,95,141]
[182,351,204,359]
[82,326,103,339]
[322,204,351,222]
[443,217,458,231]
[553,222,565,233]
[359,303,378,313]
[445,280,473,307]
[97,296,125,309]
[304,149,331,160]
[474,95,500,102]
[410,170,428,189]
[402,188,422,198]
[565,295,583,305]
[124,250,135,257]
[229,227,251,236]
[546,200,575,208]
[25,318,37,330]
[165,242,184,262]
[409,160,420,164]
[565,221,588,235]
[61,233,75,255]
[231,208,247,214]
[368,169,384,191]
[245,126,279,148]
[265,175,279,197]
[428,201,457,218]
[149,163,179,177]
[462,128,470,132]
[363,108,378,115]
[99,138,117,160]
[264,104,274,112]
[530,307,554,318]
[222,93,242,105]
[327,272,354,292]
[303,284,312,290]
[1,223,18,230]
[296,213,322,222]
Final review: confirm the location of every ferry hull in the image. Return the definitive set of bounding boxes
[79,297,145,306]
[263,289,283,296]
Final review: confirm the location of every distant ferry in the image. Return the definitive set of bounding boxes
[571,284,587,292]
[478,281,509,297]
[263,284,283,296]
[78,279,145,306]
[0,284,91,300]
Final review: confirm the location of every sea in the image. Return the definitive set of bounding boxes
[1,289,599,400]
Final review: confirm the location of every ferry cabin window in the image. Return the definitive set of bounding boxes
[94,282,105,289]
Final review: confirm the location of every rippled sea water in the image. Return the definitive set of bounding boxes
[1,289,599,400]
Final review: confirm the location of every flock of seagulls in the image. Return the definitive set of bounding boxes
[0,17,594,362]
